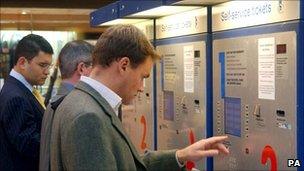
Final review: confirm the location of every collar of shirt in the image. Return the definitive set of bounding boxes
[80,76,122,116]
[10,69,33,92]
[61,81,75,92]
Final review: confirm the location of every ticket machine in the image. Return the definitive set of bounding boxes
[155,8,208,170]
[212,1,303,170]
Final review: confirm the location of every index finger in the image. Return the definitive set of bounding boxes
[204,136,228,146]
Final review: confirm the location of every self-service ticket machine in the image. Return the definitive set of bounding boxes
[212,1,303,170]
[120,19,156,155]
[155,8,209,170]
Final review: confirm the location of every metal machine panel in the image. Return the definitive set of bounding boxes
[213,31,297,170]
[156,41,206,170]
[121,20,155,154]
[122,75,154,154]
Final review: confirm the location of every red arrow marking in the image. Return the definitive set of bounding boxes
[140,115,147,150]
[186,129,196,171]
[261,145,277,171]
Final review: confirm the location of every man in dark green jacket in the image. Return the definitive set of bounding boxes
[50,24,229,171]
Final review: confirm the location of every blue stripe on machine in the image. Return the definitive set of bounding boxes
[219,52,225,98]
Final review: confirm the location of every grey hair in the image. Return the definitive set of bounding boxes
[58,40,94,79]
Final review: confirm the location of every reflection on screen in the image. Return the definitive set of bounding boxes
[164,91,174,121]
[224,97,241,137]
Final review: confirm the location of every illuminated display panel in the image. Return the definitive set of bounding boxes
[224,97,241,137]
[164,91,174,121]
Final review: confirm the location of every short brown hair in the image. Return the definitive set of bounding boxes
[93,24,160,68]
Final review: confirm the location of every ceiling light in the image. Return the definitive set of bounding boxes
[126,6,201,18]
[98,19,149,26]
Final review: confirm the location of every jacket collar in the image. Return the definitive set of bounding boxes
[6,76,45,114]
[57,82,74,96]
[9,69,33,92]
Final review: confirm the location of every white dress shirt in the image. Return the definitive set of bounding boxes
[80,76,122,116]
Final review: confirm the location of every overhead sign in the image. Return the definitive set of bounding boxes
[133,20,154,40]
[213,1,300,31]
[156,8,207,39]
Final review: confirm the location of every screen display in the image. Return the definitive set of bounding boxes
[164,91,174,121]
[194,50,200,58]
[224,97,241,137]
[276,44,286,54]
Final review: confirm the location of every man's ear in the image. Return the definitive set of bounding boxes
[118,57,130,72]
[17,56,28,69]
[76,62,85,75]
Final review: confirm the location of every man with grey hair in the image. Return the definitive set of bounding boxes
[39,40,94,171]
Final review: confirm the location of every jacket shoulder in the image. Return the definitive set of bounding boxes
[54,89,106,124]
[0,77,31,101]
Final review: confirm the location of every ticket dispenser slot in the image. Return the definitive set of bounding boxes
[276,110,285,117]
[254,104,261,118]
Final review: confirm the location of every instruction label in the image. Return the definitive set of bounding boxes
[258,37,275,100]
[184,46,194,93]
[225,50,247,87]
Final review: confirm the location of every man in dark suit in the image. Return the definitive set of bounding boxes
[50,25,229,170]
[39,40,93,171]
[0,34,53,171]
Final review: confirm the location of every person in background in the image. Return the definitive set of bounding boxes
[50,25,229,170]
[0,34,53,171]
[43,61,59,106]
[39,40,94,171]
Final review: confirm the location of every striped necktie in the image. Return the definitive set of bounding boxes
[32,88,46,109]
